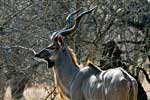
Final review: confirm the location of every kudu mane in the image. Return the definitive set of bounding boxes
[68,47,95,68]
[67,47,79,66]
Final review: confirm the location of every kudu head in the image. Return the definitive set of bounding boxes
[35,7,97,68]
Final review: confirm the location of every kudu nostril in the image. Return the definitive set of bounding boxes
[35,53,40,57]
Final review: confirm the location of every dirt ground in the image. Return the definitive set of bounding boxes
[4,84,59,100]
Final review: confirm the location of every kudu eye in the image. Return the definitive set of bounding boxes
[48,44,57,50]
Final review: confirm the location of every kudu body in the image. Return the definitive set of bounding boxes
[35,7,138,100]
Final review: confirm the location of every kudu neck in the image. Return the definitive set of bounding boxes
[54,47,79,97]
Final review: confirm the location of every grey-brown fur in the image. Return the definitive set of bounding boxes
[35,7,138,100]
[35,46,138,100]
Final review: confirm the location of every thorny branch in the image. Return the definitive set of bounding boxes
[44,86,56,100]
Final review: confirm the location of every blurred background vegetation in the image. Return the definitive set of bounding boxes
[0,0,150,100]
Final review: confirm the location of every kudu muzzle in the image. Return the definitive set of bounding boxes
[35,49,54,68]
[35,49,51,59]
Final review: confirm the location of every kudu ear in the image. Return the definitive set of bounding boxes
[55,35,64,48]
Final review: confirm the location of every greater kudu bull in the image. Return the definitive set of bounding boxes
[35,7,138,100]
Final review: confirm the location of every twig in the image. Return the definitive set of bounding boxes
[139,67,150,84]
[0,45,36,54]
[44,86,56,100]
[117,40,144,44]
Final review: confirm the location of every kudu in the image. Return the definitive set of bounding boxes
[35,7,138,100]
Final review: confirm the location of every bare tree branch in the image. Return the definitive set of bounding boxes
[2,3,33,26]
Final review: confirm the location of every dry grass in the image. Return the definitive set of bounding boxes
[4,83,59,100]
